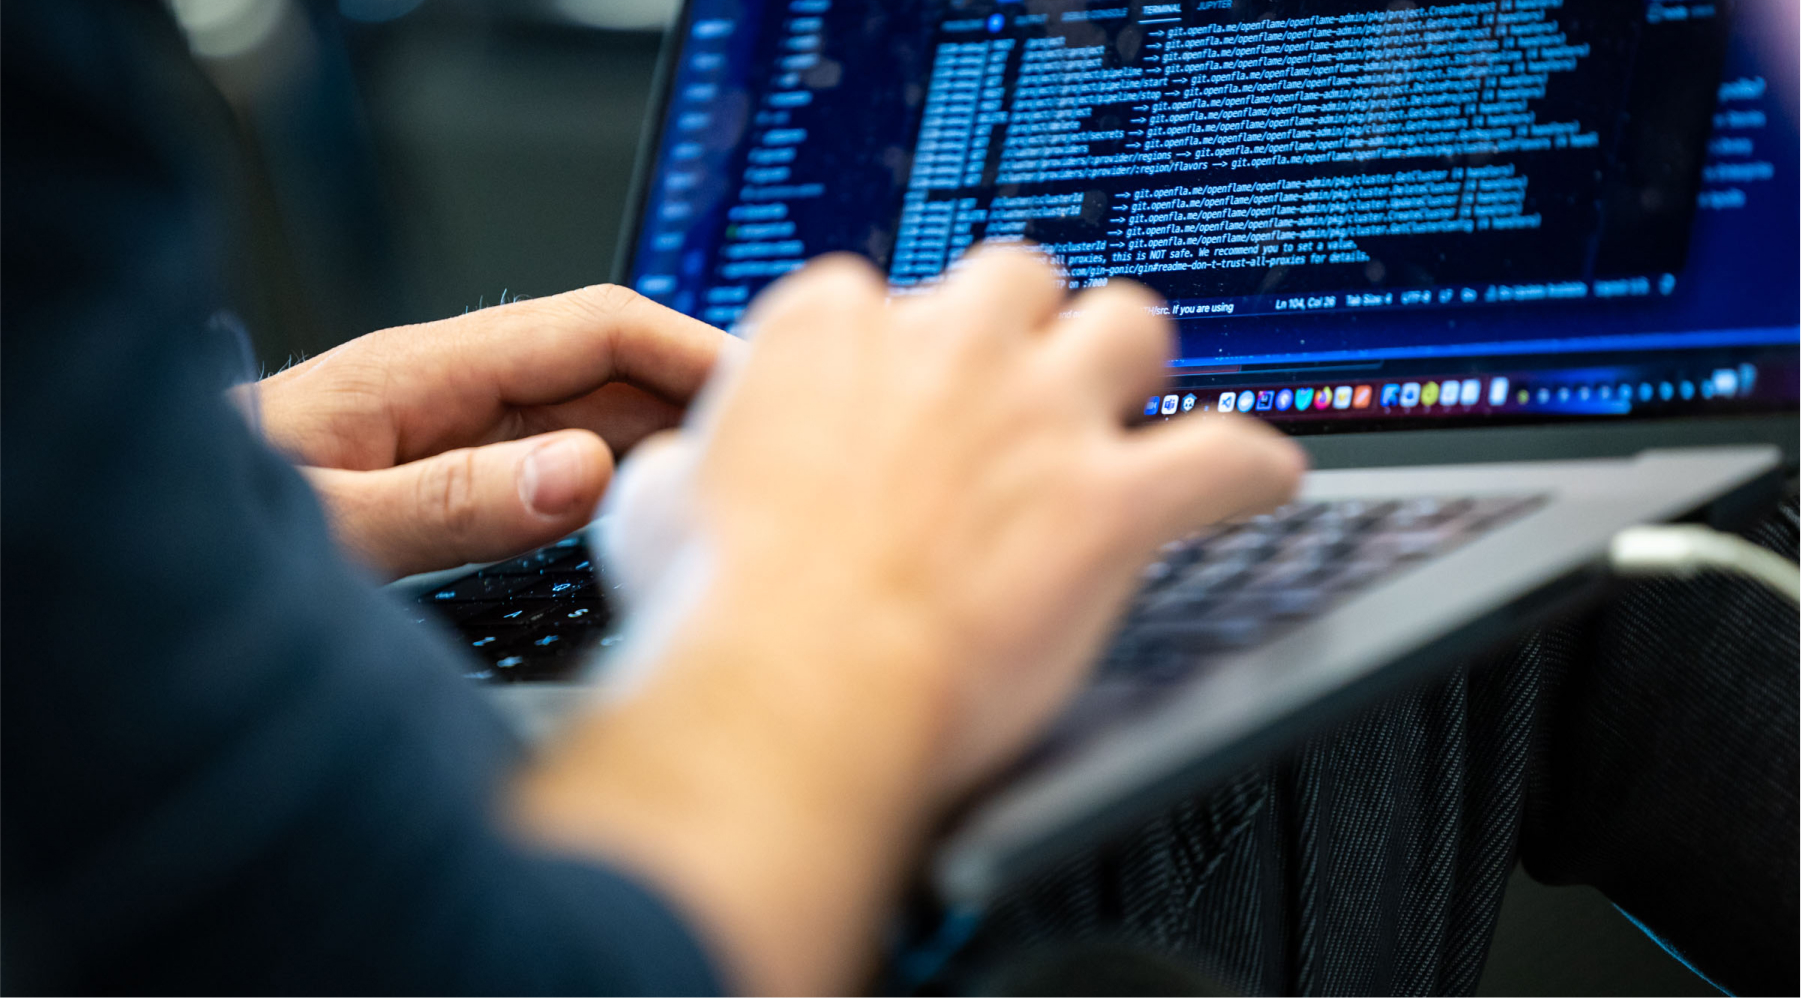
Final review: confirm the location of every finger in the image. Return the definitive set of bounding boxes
[520,382,686,458]
[1041,280,1171,413]
[421,284,733,409]
[920,243,1068,341]
[596,430,702,610]
[1115,415,1307,545]
[305,429,615,579]
[738,254,887,347]
[733,255,888,390]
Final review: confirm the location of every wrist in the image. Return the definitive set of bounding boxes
[512,568,960,993]
[698,564,959,814]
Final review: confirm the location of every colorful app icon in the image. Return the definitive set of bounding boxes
[1182,393,1197,411]
[1275,388,1294,411]
[1255,390,1275,411]
[1557,386,1571,402]
[1712,368,1739,397]
[1332,385,1353,409]
[1314,386,1333,410]
[1144,396,1160,416]
[1517,388,1529,404]
[1420,381,1440,406]
[1352,385,1372,408]
[1488,377,1509,406]
[1577,385,1591,401]
[1679,381,1694,400]
[1237,389,1256,412]
[1459,379,1481,405]
[1380,384,1400,407]
[1294,387,1315,410]
[1442,381,1462,406]
[1658,381,1674,401]
[1161,394,1179,415]
[1400,382,1421,406]
[1638,382,1653,401]
[1537,387,1550,403]
[1218,391,1237,413]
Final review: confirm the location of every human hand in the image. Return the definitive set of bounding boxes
[249,287,731,579]
[515,249,1304,994]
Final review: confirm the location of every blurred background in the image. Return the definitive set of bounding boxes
[169,0,675,372]
[166,1,1721,992]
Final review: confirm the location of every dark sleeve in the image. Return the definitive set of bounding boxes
[0,4,723,994]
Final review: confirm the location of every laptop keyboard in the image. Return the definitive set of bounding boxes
[411,494,1544,685]
[407,537,613,682]
[1097,493,1543,681]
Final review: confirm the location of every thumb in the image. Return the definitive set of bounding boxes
[306,429,615,579]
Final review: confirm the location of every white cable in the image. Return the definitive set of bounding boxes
[1609,524,1801,604]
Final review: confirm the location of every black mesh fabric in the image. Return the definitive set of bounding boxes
[934,489,1797,996]
[1519,490,1800,997]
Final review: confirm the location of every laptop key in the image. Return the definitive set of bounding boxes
[1316,557,1400,593]
[1246,550,1327,589]
[1135,616,1266,653]
[438,600,504,622]
[513,575,598,600]
[544,599,609,628]
[468,600,565,628]
[424,574,534,603]
[467,632,512,652]
[1209,588,1325,621]
[528,631,572,652]
[504,654,585,683]
[1278,526,1351,555]
[1209,528,1279,555]
[483,545,583,575]
[1139,561,1253,616]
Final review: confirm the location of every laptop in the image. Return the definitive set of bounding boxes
[400,0,1798,906]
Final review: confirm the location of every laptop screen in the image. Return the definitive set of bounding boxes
[625,0,1798,430]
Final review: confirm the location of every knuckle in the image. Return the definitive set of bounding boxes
[1105,278,1167,312]
[1097,288,1170,338]
[798,256,887,306]
[422,450,483,541]
[1123,317,1175,370]
[804,252,881,282]
[566,283,645,322]
[753,257,884,335]
[1210,419,1307,501]
[971,245,1063,292]
[1268,435,1309,493]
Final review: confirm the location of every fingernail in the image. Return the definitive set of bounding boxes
[520,438,588,517]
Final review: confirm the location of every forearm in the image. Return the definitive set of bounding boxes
[511,579,954,994]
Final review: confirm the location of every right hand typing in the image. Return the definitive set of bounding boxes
[514,247,1305,995]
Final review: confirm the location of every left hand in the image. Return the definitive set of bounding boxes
[250,286,732,579]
